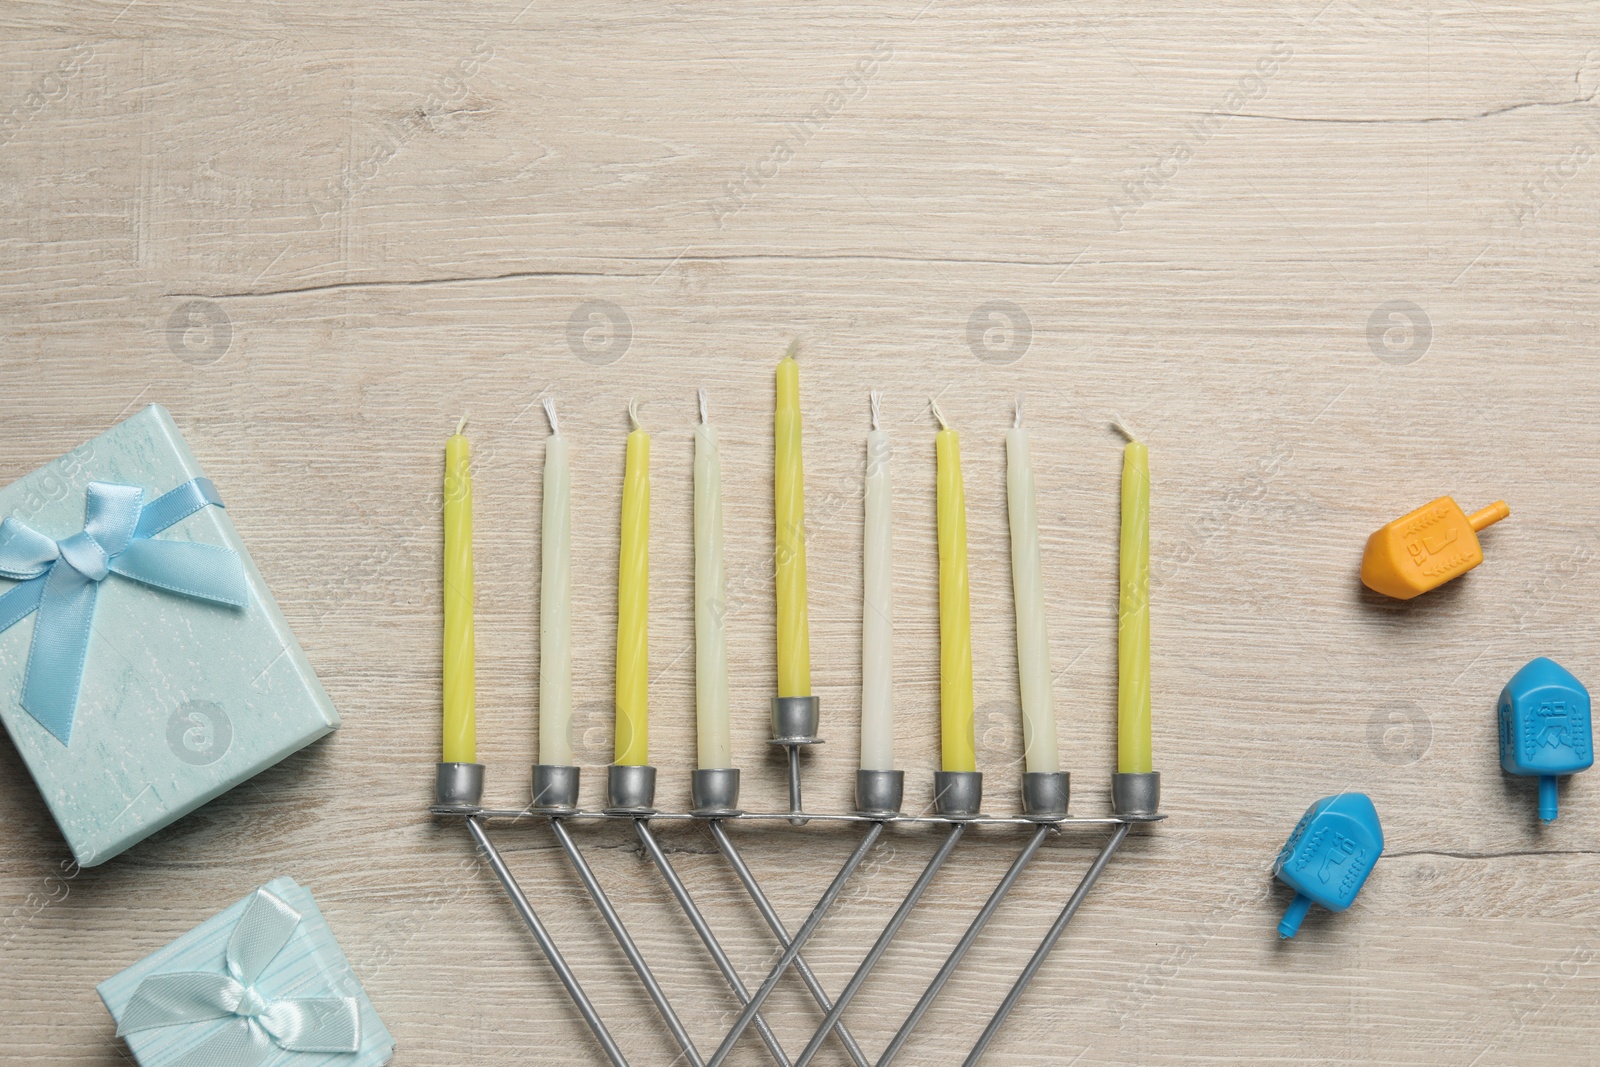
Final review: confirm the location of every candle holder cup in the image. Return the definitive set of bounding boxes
[933,770,984,820]
[435,761,485,808]
[769,695,822,744]
[771,695,822,825]
[691,768,742,816]
[1111,770,1162,820]
[1020,771,1071,822]
[855,768,904,818]
[532,764,580,813]
[606,764,657,814]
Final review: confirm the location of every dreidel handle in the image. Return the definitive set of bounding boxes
[1468,500,1510,532]
[1539,775,1559,823]
[1278,893,1313,939]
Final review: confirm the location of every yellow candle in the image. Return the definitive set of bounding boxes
[933,402,975,773]
[441,417,475,764]
[1117,427,1153,774]
[774,343,811,698]
[615,401,650,766]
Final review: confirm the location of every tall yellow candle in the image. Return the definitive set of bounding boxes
[441,416,475,764]
[1116,423,1152,774]
[774,342,812,698]
[615,401,650,767]
[933,401,976,773]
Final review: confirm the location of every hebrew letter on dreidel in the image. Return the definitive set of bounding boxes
[1316,832,1358,885]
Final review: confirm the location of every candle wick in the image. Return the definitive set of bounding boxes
[1110,413,1140,443]
[1014,394,1024,429]
[628,398,643,432]
[454,414,468,436]
[785,338,801,360]
[698,387,709,425]
[869,390,882,431]
[542,396,559,436]
[929,398,950,432]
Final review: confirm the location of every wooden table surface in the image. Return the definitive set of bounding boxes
[3,2,1599,1064]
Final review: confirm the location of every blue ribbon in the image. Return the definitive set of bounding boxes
[116,886,362,1066]
[0,478,247,745]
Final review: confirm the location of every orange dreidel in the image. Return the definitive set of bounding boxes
[1360,496,1510,600]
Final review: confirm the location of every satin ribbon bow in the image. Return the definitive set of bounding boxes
[0,478,247,745]
[116,887,363,1067]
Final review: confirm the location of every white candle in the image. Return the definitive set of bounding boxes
[860,391,895,771]
[539,397,574,766]
[695,390,732,769]
[1006,398,1060,773]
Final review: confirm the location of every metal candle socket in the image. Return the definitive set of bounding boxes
[607,764,657,813]
[769,695,822,743]
[1020,771,1071,821]
[933,770,984,819]
[856,768,904,817]
[691,768,741,816]
[1111,770,1162,820]
[770,695,822,824]
[532,764,580,812]
[435,761,484,807]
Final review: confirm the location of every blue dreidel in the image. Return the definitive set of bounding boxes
[1498,657,1593,823]
[1272,793,1384,939]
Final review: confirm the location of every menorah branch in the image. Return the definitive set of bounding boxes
[462,818,627,1067]
[548,818,704,1067]
[707,822,884,1067]
[634,819,790,1067]
[708,821,871,1067]
[878,824,1052,1066]
[964,822,1131,1066]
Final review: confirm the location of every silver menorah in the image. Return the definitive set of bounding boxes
[432,695,1163,1066]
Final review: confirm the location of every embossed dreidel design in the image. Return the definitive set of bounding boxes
[1360,496,1510,600]
[1272,793,1384,939]
[1499,657,1593,823]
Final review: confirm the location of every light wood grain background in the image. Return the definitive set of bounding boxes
[3,2,1599,1064]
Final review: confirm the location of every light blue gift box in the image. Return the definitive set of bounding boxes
[0,405,339,866]
[99,876,395,1067]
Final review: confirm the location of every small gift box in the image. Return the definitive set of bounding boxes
[99,876,395,1067]
[0,405,339,865]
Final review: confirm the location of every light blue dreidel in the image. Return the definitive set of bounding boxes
[1499,657,1593,823]
[1272,793,1384,939]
